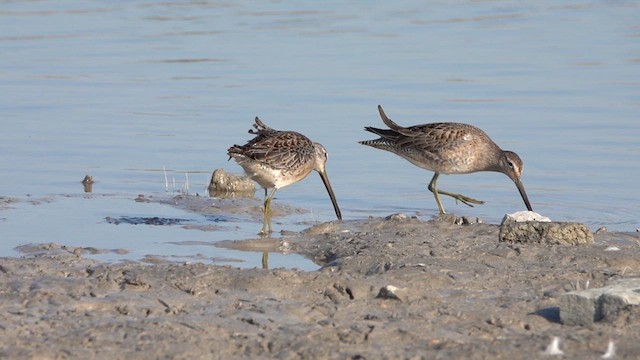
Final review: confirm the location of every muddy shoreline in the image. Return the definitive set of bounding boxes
[2,198,640,359]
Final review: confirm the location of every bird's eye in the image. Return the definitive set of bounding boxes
[507,161,514,168]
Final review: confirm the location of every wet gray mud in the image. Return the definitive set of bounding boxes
[2,197,640,358]
[157,194,307,219]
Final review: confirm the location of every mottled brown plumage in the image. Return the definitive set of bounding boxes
[360,105,533,214]
[229,117,341,234]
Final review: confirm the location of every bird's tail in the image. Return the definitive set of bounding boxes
[358,137,396,149]
[249,117,276,136]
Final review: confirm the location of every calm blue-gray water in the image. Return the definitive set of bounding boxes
[1,1,638,269]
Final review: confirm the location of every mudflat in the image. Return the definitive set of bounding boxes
[2,199,640,358]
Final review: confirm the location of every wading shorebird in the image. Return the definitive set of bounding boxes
[359,105,533,215]
[228,117,342,234]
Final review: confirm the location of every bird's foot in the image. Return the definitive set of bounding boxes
[441,192,484,207]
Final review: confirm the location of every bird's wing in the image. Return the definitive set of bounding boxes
[230,130,315,172]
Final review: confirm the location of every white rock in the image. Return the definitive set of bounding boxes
[602,340,615,359]
[543,336,564,356]
[502,211,551,224]
[376,285,407,301]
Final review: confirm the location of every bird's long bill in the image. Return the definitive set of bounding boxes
[514,178,533,211]
[318,170,342,220]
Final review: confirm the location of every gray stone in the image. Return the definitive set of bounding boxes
[385,213,408,221]
[559,278,640,326]
[207,168,256,194]
[437,214,482,226]
[499,220,594,245]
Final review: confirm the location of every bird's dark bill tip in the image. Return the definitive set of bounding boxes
[514,179,533,212]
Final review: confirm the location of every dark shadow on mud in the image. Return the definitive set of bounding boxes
[532,307,561,323]
[105,216,192,226]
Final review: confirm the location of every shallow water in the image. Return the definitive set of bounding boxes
[1,1,638,269]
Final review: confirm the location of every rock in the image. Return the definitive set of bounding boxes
[559,278,640,326]
[543,337,564,356]
[437,214,481,225]
[135,194,150,203]
[376,285,407,301]
[81,175,94,193]
[501,211,551,223]
[461,216,481,225]
[499,212,593,245]
[602,340,616,359]
[385,213,408,221]
[207,168,255,195]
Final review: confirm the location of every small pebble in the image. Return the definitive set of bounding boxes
[602,340,616,359]
[461,216,480,225]
[135,194,150,203]
[376,285,404,301]
[385,213,408,221]
[543,336,564,356]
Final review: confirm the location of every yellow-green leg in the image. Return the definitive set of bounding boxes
[427,173,484,215]
[261,188,277,234]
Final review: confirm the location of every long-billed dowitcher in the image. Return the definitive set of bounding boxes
[359,105,533,215]
[228,117,342,234]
